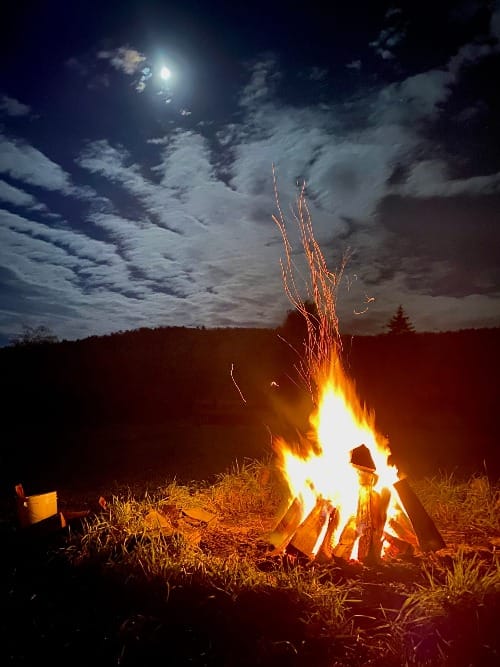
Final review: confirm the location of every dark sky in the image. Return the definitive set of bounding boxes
[1,0,499,344]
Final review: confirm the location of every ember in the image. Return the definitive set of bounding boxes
[267,175,445,563]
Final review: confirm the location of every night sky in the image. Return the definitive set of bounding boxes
[1,0,499,345]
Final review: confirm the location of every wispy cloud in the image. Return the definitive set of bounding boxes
[0,180,42,210]
[0,95,31,117]
[0,135,74,193]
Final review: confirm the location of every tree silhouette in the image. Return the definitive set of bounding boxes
[386,305,415,335]
[278,300,319,349]
[10,324,59,347]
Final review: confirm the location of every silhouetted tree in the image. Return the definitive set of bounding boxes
[278,300,319,349]
[10,324,59,347]
[386,305,415,335]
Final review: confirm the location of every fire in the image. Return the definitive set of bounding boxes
[272,351,401,560]
[268,174,445,561]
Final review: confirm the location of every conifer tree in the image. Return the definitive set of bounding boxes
[386,305,415,335]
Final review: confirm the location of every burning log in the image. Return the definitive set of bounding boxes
[383,531,415,558]
[315,507,339,562]
[266,495,304,552]
[288,497,333,559]
[393,478,446,552]
[333,516,357,559]
[367,486,391,564]
[388,514,419,547]
[354,464,377,562]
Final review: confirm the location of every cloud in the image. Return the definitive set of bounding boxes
[0,180,40,209]
[369,9,407,61]
[392,160,500,198]
[97,46,146,75]
[76,132,288,325]
[491,0,500,40]
[0,135,74,193]
[0,206,160,340]
[239,57,281,108]
[373,69,453,125]
[307,67,328,80]
[0,134,96,202]
[346,60,362,70]
[0,95,31,117]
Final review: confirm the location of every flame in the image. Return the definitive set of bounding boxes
[273,352,401,559]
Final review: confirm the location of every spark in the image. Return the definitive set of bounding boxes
[230,363,247,404]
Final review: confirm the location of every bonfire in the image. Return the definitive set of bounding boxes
[267,173,445,563]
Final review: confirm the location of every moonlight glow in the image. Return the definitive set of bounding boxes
[160,66,171,80]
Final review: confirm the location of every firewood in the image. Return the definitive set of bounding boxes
[315,507,339,562]
[350,444,376,471]
[266,495,304,551]
[383,531,414,557]
[333,516,358,559]
[366,487,391,564]
[289,497,333,559]
[387,515,419,546]
[355,466,376,562]
[393,478,446,552]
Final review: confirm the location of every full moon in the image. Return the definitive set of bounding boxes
[160,66,171,80]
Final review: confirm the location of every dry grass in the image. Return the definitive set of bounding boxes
[37,462,496,666]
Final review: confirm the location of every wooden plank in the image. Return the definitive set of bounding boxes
[393,478,446,552]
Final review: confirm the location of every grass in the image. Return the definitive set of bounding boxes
[2,461,499,666]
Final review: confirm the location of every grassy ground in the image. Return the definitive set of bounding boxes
[1,459,499,666]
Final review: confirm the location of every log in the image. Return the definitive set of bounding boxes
[354,465,377,562]
[383,531,414,558]
[333,516,358,559]
[266,496,304,551]
[388,516,419,547]
[393,478,446,552]
[289,497,333,559]
[315,507,339,563]
[365,487,391,564]
[350,444,376,470]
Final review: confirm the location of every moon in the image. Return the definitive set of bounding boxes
[160,66,171,80]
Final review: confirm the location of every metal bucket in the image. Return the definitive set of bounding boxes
[17,490,58,527]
